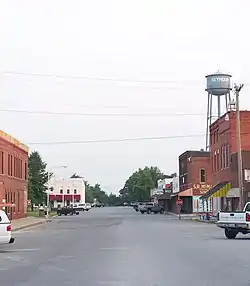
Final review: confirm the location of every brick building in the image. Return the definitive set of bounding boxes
[178,150,212,213]
[201,110,250,212]
[0,130,28,219]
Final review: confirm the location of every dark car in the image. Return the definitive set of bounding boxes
[57,207,80,216]
[139,202,165,214]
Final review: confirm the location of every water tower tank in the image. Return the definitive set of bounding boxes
[205,72,232,96]
[205,71,232,151]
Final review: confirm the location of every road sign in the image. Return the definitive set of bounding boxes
[177,199,183,206]
[27,200,31,206]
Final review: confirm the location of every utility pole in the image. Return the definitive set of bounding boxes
[235,83,244,210]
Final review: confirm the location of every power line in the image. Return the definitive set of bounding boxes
[27,134,205,145]
[3,71,202,85]
[0,108,206,117]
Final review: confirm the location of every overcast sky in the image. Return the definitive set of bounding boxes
[0,0,250,193]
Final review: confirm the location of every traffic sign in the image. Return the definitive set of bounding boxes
[177,199,183,206]
[27,200,31,206]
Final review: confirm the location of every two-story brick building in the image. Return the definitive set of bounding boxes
[201,110,250,212]
[0,130,29,219]
[178,150,212,213]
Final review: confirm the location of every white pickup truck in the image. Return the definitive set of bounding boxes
[217,202,250,239]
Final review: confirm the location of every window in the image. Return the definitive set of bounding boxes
[217,149,220,170]
[20,160,23,179]
[214,152,217,172]
[10,155,13,176]
[225,144,229,168]
[25,162,28,180]
[74,189,77,194]
[0,151,3,174]
[8,154,10,175]
[200,169,206,183]
[60,189,63,194]
[67,189,70,194]
[17,192,20,213]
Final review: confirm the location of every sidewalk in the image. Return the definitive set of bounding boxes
[11,216,52,232]
[166,212,217,223]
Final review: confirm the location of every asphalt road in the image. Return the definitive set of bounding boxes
[0,207,250,286]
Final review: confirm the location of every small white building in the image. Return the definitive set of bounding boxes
[48,178,85,208]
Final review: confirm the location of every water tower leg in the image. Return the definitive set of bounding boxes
[209,93,213,126]
[228,92,232,110]
[225,93,228,111]
[206,93,211,150]
[217,96,221,118]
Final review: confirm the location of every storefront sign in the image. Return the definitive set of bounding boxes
[193,184,212,190]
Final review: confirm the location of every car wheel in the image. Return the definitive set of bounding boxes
[154,212,157,214]
[160,209,164,214]
[140,211,144,214]
[225,229,238,239]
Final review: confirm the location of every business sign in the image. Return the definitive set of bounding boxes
[172,177,179,193]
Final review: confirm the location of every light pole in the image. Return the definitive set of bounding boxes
[235,83,244,210]
[46,165,67,218]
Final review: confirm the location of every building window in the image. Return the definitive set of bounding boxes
[67,189,70,194]
[20,160,23,179]
[74,189,77,194]
[25,162,28,180]
[225,144,229,168]
[60,189,63,194]
[10,155,12,176]
[0,151,3,174]
[17,192,20,213]
[214,152,217,172]
[8,154,10,175]
[200,169,206,183]
[217,149,220,170]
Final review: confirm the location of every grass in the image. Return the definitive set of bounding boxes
[27,210,57,218]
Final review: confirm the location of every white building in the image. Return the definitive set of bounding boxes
[48,178,85,208]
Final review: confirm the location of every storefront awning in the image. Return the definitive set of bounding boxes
[200,181,231,200]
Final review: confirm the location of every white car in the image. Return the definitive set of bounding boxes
[0,210,15,245]
[84,203,92,211]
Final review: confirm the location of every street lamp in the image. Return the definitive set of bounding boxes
[46,165,67,218]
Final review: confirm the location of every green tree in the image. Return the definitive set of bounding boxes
[28,151,49,207]
[122,166,167,202]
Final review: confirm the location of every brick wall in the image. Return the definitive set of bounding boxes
[0,136,28,219]
[179,151,211,191]
[210,111,250,186]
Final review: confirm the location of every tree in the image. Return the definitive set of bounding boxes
[122,166,167,202]
[28,151,49,207]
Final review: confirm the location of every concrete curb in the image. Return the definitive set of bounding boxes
[192,218,217,224]
[12,218,52,232]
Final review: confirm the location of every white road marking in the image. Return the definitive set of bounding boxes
[99,247,130,251]
[4,248,40,252]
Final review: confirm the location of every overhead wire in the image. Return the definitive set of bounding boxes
[0,108,207,117]
[27,134,205,146]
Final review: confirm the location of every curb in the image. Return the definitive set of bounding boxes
[12,219,52,232]
[192,218,217,224]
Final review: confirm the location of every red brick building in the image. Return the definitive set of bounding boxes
[201,110,250,212]
[178,150,212,213]
[0,130,28,219]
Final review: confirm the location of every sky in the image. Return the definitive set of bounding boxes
[0,0,250,193]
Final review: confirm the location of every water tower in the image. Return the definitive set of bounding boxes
[205,71,232,150]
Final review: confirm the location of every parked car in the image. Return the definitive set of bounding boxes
[0,210,15,245]
[84,203,92,211]
[57,207,80,216]
[217,202,250,239]
[134,202,143,212]
[139,202,165,214]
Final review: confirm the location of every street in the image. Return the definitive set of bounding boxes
[0,207,250,285]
